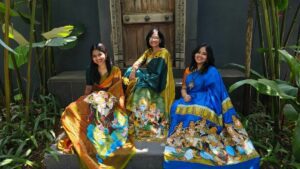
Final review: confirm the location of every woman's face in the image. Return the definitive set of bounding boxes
[194,47,208,66]
[149,30,160,48]
[92,49,106,66]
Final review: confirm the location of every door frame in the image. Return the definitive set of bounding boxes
[108,0,186,68]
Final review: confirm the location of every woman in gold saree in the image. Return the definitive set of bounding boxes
[124,28,175,141]
[59,43,134,169]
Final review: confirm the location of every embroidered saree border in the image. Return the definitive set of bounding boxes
[175,104,223,126]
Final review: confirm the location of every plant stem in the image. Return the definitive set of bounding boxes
[25,0,37,121]
[243,0,255,115]
[270,0,280,79]
[11,54,25,103]
[261,0,275,80]
[255,0,268,78]
[4,0,11,121]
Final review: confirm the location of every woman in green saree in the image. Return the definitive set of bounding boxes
[124,28,175,141]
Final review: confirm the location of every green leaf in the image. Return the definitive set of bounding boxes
[24,149,32,157]
[0,158,13,166]
[293,116,300,162]
[59,40,77,50]
[0,2,19,16]
[29,135,38,148]
[8,45,29,69]
[33,115,42,132]
[283,104,298,121]
[32,41,46,48]
[2,24,28,45]
[13,93,23,102]
[42,25,74,39]
[276,79,298,97]
[45,36,77,47]
[276,0,289,11]
[15,140,27,156]
[0,38,18,55]
[229,78,296,100]
[278,49,300,87]
[256,47,268,54]
[258,78,295,99]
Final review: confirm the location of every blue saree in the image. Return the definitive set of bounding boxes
[164,66,260,169]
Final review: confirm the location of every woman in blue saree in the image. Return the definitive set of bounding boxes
[164,43,260,169]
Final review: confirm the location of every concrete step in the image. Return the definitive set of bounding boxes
[48,68,244,111]
[44,141,165,169]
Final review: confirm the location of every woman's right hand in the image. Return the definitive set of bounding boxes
[183,94,191,102]
[129,68,136,80]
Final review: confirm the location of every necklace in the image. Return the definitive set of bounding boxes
[188,71,200,90]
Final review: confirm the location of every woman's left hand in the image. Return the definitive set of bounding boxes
[183,94,191,102]
[129,70,136,80]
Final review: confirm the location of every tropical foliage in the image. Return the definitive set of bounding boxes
[229,0,300,168]
[0,0,84,168]
[0,94,60,168]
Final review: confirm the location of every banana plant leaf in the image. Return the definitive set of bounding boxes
[59,40,78,50]
[32,36,77,48]
[278,49,300,87]
[229,78,296,100]
[2,24,28,45]
[275,79,298,97]
[8,45,28,69]
[283,104,298,121]
[0,38,17,55]
[42,25,74,39]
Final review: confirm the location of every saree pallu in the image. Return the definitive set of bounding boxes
[59,66,135,169]
[124,48,175,141]
[164,66,260,169]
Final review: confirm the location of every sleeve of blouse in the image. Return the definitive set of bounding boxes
[134,51,147,67]
[181,68,190,89]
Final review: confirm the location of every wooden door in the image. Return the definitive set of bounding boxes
[121,0,175,66]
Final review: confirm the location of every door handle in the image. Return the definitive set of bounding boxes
[124,16,130,22]
[165,15,169,21]
[144,15,150,21]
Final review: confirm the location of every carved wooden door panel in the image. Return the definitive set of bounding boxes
[121,0,175,66]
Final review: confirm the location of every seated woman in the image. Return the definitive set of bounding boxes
[58,43,134,169]
[123,28,175,141]
[164,43,260,169]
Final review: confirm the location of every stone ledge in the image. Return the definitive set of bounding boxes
[44,141,165,169]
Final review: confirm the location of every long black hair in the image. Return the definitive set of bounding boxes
[89,43,112,84]
[189,43,215,73]
[145,28,165,48]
